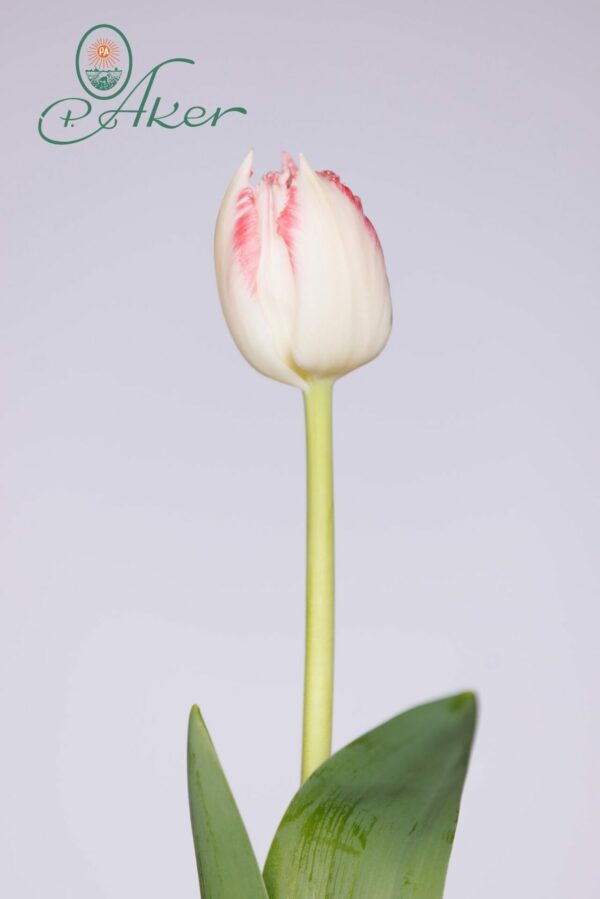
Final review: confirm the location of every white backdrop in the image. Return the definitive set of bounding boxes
[1,1,599,896]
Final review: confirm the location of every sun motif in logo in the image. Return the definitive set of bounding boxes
[87,37,120,70]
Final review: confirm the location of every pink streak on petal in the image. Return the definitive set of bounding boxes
[281,151,298,184]
[270,152,299,271]
[276,184,298,271]
[233,153,300,287]
[262,170,280,186]
[262,151,298,189]
[317,169,382,249]
[233,187,260,293]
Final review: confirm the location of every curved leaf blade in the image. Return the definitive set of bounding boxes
[187,705,269,899]
[263,693,476,899]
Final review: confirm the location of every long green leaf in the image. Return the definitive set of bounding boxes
[263,693,476,899]
[187,705,269,899]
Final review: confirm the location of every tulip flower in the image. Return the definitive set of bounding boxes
[214,150,392,389]
[214,151,392,782]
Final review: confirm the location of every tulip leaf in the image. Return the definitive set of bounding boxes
[263,693,476,899]
[187,705,269,899]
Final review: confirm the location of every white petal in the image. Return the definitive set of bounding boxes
[290,155,392,378]
[253,172,300,376]
[214,151,306,389]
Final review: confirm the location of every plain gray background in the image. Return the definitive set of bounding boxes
[1,0,599,895]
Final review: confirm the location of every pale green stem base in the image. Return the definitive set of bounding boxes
[301,379,335,783]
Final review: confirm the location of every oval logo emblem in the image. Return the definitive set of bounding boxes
[76,24,132,100]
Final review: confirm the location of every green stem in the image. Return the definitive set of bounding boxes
[301,378,335,783]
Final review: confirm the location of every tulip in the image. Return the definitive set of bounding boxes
[214,152,393,781]
[214,150,392,389]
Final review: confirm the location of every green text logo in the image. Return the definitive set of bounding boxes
[39,24,247,145]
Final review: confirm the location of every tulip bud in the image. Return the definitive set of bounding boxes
[214,151,392,389]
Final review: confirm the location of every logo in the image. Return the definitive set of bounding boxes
[39,24,247,145]
[76,25,132,99]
